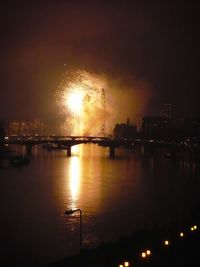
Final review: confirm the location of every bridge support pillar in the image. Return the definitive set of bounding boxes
[167,148,177,161]
[191,151,199,162]
[109,145,115,158]
[142,144,154,154]
[26,144,33,156]
[67,146,71,157]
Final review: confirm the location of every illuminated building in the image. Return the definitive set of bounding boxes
[8,119,45,135]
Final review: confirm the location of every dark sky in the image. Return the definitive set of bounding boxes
[1,1,199,121]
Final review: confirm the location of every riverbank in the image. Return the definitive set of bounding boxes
[47,210,200,267]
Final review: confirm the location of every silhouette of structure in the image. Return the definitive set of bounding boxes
[113,118,137,139]
[139,116,172,140]
[0,120,5,142]
[101,88,106,136]
[160,103,172,118]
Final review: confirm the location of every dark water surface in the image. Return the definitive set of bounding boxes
[0,144,200,266]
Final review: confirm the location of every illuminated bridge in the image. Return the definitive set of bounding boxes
[3,135,132,157]
[2,135,200,159]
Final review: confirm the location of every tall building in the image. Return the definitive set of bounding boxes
[160,103,172,118]
[0,120,5,141]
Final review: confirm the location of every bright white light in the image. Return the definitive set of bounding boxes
[71,145,79,154]
[146,250,151,255]
[164,240,169,246]
[65,89,84,115]
[141,252,146,258]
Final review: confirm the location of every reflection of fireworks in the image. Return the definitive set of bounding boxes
[56,70,107,135]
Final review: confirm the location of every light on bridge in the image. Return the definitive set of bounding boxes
[164,240,169,246]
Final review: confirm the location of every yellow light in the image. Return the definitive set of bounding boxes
[141,252,146,258]
[194,225,197,230]
[69,157,81,209]
[71,145,79,154]
[179,232,184,237]
[164,240,169,246]
[124,261,129,266]
[119,265,123,267]
[191,227,194,231]
[146,250,151,255]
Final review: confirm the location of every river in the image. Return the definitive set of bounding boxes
[0,144,200,266]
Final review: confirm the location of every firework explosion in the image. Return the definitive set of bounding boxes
[56,70,107,136]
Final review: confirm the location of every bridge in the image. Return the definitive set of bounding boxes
[3,135,132,157]
[2,135,200,159]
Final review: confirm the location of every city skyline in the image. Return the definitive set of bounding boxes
[1,2,199,123]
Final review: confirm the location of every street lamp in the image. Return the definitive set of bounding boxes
[64,208,83,253]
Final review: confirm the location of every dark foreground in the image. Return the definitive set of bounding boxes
[47,211,200,267]
[1,211,199,267]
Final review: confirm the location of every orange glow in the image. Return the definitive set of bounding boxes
[124,261,129,266]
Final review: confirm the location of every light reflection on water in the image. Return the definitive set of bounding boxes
[0,144,200,266]
[68,155,81,210]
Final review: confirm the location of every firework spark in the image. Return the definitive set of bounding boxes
[56,70,107,136]
[64,88,84,115]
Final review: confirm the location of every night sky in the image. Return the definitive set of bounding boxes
[1,1,199,122]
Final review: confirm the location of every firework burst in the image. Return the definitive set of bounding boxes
[56,70,107,135]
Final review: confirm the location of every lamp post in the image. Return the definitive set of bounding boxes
[64,208,82,253]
